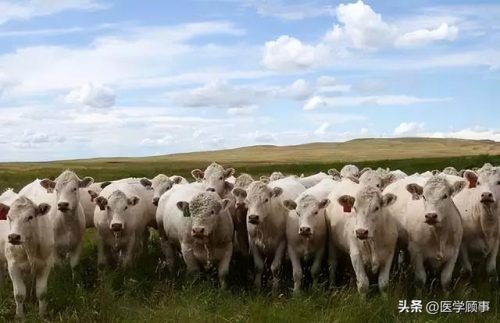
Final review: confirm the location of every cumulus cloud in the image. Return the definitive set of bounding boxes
[421,128,500,142]
[304,95,450,110]
[393,122,425,136]
[13,129,66,148]
[314,122,330,135]
[262,35,328,71]
[396,23,459,47]
[227,105,258,115]
[140,134,175,147]
[65,83,116,108]
[316,76,351,93]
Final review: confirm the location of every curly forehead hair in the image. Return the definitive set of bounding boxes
[12,196,36,210]
[356,185,381,202]
[189,192,221,215]
[246,181,271,198]
[297,194,319,208]
[108,190,127,201]
[55,169,79,184]
[425,176,449,191]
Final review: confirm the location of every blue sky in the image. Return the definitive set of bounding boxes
[0,0,499,161]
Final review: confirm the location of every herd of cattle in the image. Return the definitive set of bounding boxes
[0,162,499,317]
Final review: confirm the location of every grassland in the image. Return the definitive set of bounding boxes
[0,138,499,322]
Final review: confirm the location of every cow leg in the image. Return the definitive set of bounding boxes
[162,241,177,273]
[441,248,459,293]
[271,240,286,293]
[459,245,472,278]
[97,236,108,270]
[218,243,233,289]
[250,244,264,291]
[327,239,338,288]
[69,241,83,277]
[378,250,394,297]
[350,252,369,296]
[288,244,303,294]
[8,263,25,318]
[311,246,325,290]
[181,243,200,277]
[409,245,426,294]
[122,234,137,269]
[36,263,52,316]
[486,239,499,282]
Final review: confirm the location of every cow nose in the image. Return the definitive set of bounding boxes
[152,197,160,206]
[111,223,123,232]
[192,227,205,237]
[355,229,368,240]
[248,214,259,223]
[481,192,494,203]
[58,202,69,210]
[206,188,216,192]
[299,227,312,236]
[235,202,246,209]
[8,233,21,244]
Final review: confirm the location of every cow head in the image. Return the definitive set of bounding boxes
[140,174,182,206]
[191,162,234,197]
[283,195,329,238]
[3,197,50,245]
[40,170,93,213]
[234,181,283,226]
[93,190,140,232]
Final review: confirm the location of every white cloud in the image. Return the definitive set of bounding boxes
[393,122,425,136]
[65,83,116,108]
[314,122,330,135]
[316,75,351,93]
[421,128,500,142]
[396,23,459,47]
[281,79,313,100]
[0,0,108,24]
[227,105,258,115]
[140,134,175,147]
[262,35,328,71]
[304,95,451,110]
[246,0,333,20]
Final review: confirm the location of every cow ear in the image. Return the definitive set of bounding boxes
[382,174,396,189]
[328,168,341,180]
[431,169,440,176]
[337,195,355,213]
[318,198,330,209]
[127,196,140,206]
[100,181,112,189]
[140,178,153,190]
[347,176,359,184]
[0,203,10,220]
[359,167,371,177]
[96,196,108,211]
[451,180,467,196]
[171,176,183,184]
[283,200,297,210]
[382,193,397,207]
[36,203,51,216]
[191,169,204,181]
[232,188,247,199]
[221,199,231,211]
[40,179,56,193]
[406,183,423,200]
[224,168,235,179]
[176,201,190,217]
[79,176,94,188]
[88,190,99,202]
[271,187,283,198]
[260,176,270,184]
[463,170,478,189]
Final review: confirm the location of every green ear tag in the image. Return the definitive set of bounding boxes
[183,206,191,217]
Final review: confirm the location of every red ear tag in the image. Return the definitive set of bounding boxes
[343,205,352,213]
[468,179,477,189]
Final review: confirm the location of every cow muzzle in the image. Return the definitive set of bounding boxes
[152,197,160,206]
[248,214,260,225]
[299,226,312,237]
[192,227,205,238]
[8,233,22,245]
[355,229,369,240]
[110,223,123,232]
[424,213,439,225]
[206,188,216,193]
[481,192,495,204]
[57,202,70,212]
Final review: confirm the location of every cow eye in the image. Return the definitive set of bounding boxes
[477,181,481,186]
[73,187,77,192]
[27,215,33,221]
[374,207,379,212]
[211,210,215,215]
[496,181,500,185]
[422,196,427,201]
[219,176,223,180]
[106,206,110,210]
[376,184,380,188]
[314,211,318,215]
[264,198,269,203]
[442,194,448,199]
[124,206,128,211]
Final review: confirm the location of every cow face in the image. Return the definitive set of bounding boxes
[340,165,360,179]
[191,162,234,197]
[236,181,283,225]
[338,186,397,240]
[465,169,500,213]
[359,170,395,190]
[40,170,93,213]
[141,174,181,206]
[269,172,285,181]
[95,190,140,232]
[284,195,329,238]
[407,176,466,226]
[177,192,230,239]
[3,197,50,245]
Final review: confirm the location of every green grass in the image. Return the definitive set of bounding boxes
[0,153,499,322]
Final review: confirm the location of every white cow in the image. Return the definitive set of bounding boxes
[92,179,155,268]
[297,172,332,189]
[0,189,18,274]
[359,169,395,190]
[340,164,360,179]
[24,171,93,271]
[384,175,466,292]
[139,174,185,206]
[326,180,398,295]
[191,162,235,196]
[232,177,305,291]
[454,169,500,279]
[156,183,206,271]
[1,196,53,317]
[283,178,338,293]
[176,192,233,288]
[81,181,111,227]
